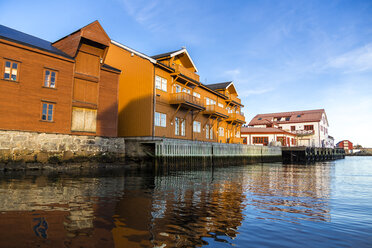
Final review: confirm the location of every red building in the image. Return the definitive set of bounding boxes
[0,21,120,137]
[336,140,353,153]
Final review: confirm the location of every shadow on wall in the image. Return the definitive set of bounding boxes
[117,95,154,137]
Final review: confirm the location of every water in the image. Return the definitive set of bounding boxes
[0,157,371,247]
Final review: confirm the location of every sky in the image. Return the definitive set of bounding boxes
[1,0,371,146]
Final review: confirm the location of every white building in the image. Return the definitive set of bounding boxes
[241,127,297,147]
[248,109,333,148]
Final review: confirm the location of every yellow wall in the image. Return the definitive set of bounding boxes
[105,44,154,137]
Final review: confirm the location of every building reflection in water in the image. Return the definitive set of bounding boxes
[0,159,333,247]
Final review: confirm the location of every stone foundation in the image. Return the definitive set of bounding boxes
[0,130,125,167]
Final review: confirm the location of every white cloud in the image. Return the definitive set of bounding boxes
[325,43,372,73]
[224,69,241,77]
[239,87,274,97]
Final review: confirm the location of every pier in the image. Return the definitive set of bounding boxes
[282,147,345,163]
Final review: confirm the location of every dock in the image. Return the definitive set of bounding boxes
[282,147,345,163]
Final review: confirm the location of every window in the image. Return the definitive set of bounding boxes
[210,125,213,139]
[44,69,57,88]
[181,119,185,136]
[175,117,185,136]
[291,126,296,131]
[175,84,182,93]
[4,61,19,81]
[258,117,262,120]
[304,125,314,131]
[297,114,301,117]
[182,88,191,94]
[71,107,97,132]
[155,75,167,91]
[41,102,54,121]
[205,97,216,105]
[155,112,166,127]
[193,121,201,133]
[206,124,209,139]
[253,137,268,144]
[218,103,224,108]
[285,117,290,121]
[193,92,200,98]
[218,127,224,137]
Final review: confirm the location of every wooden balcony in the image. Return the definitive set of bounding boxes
[226,95,242,105]
[291,130,314,136]
[173,64,200,83]
[227,112,246,123]
[170,92,205,110]
[203,105,229,118]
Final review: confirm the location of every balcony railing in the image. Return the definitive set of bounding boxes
[173,64,200,82]
[170,92,204,109]
[291,130,314,136]
[203,105,228,117]
[228,95,242,105]
[227,112,245,123]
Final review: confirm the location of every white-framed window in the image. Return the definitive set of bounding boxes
[155,112,166,127]
[236,131,240,138]
[219,127,224,137]
[175,117,185,136]
[205,97,216,105]
[210,126,213,139]
[206,124,209,139]
[193,121,201,133]
[181,119,185,136]
[218,103,224,108]
[44,69,57,88]
[175,84,182,93]
[193,92,201,98]
[182,88,191,94]
[155,75,167,91]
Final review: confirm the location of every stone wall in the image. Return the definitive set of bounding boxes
[0,130,125,165]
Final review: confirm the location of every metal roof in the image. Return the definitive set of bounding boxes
[0,24,72,59]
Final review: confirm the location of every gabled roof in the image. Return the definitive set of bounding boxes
[151,48,198,72]
[205,81,233,90]
[111,40,157,63]
[249,109,327,126]
[241,127,296,136]
[53,20,110,58]
[0,24,72,59]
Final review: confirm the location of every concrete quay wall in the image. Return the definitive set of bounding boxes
[0,130,125,167]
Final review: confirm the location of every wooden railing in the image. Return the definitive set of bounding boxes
[291,130,315,136]
[229,137,244,144]
[203,105,228,117]
[170,92,204,107]
[173,64,200,82]
[229,95,241,104]
[228,112,245,123]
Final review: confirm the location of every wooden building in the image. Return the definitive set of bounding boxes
[336,140,353,153]
[0,21,120,137]
[241,127,297,147]
[105,44,246,143]
[248,109,333,148]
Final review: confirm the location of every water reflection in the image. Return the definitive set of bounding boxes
[0,159,334,247]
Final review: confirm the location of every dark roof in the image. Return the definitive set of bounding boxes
[205,82,232,90]
[151,49,183,59]
[102,64,121,73]
[0,24,73,59]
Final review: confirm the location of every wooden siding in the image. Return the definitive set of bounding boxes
[105,43,154,137]
[0,41,74,134]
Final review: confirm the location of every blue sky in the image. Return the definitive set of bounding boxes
[1,0,371,146]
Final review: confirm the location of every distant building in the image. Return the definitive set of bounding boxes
[241,127,296,147]
[248,109,332,148]
[336,140,353,153]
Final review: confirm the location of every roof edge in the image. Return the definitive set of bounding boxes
[111,40,157,64]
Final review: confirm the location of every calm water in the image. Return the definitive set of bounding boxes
[0,157,371,247]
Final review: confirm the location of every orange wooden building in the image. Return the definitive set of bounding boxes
[0,21,120,137]
[105,44,246,143]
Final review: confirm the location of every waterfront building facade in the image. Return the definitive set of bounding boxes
[248,109,333,148]
[336,140,353,153]
[105,44,246,143]
[240,127,297,147]
[0,21,120,137]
